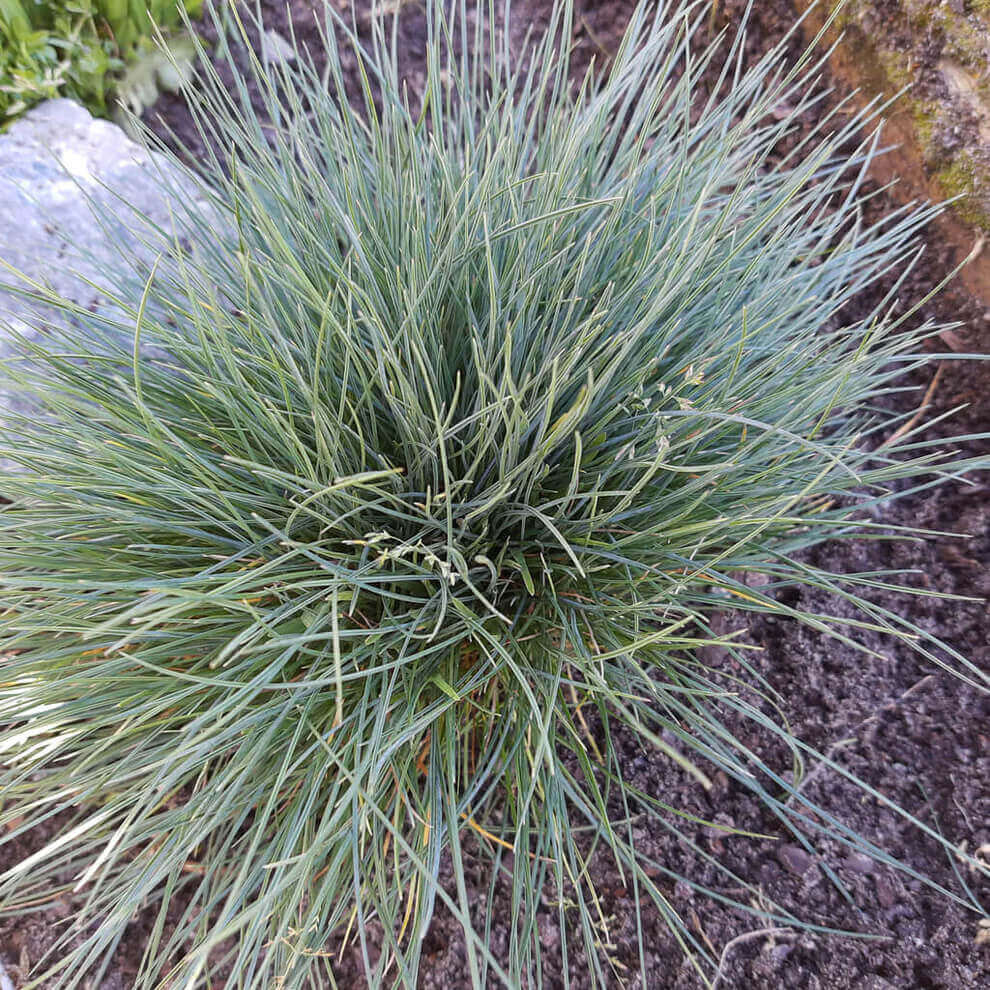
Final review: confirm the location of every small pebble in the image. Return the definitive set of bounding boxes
[777,844,814,875]
[262,29,297,65]
[874,873,898,908]
[769,943,794,965]
[844,852,875,875]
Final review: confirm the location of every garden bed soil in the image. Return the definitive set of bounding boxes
[1,1,988,988]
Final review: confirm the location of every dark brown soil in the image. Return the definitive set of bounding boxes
[1,1,988,988]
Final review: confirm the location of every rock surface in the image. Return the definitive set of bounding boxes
[0,98,201,416]
[794,0,990,304]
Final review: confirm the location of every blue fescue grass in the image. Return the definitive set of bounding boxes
[0,1,987,986]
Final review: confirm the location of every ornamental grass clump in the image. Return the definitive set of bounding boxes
[0,1,987,986]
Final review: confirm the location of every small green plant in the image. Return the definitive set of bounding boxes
[0,0,201,122]
[0,1,987,987]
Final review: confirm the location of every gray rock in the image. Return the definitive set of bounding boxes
[0,99,193,327]
[0,99,209,436]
